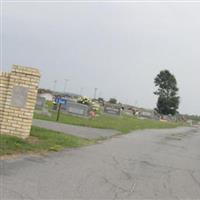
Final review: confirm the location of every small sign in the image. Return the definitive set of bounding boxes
[55,97,66,121]
[55,97,66,105]
[58,99,66,105]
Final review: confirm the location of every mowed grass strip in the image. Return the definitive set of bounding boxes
[1,115,181,156]
[34,112,180,133]
[0,126,94,156]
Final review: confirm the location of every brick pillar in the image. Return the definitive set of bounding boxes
[0,65,40,138]
[0,73,10,132]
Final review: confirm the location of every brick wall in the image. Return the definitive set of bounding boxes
[0,65,40,138]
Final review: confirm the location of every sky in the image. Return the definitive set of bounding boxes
[1,0,200,115]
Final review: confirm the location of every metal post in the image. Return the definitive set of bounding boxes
[56,103,61,121]
[64,79,69,93]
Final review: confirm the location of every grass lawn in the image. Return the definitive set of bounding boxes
[1,110,181,157]
[0,126,95,156]
[34,112,180,133]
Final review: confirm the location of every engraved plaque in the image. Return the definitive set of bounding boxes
[68,107,85,115]
[11,86,28,108]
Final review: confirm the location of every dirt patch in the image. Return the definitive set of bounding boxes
[0,152,48,161]
[26,136,40,144]
[0,154,21,160]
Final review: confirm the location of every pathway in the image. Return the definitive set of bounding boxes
[32,119,119,139]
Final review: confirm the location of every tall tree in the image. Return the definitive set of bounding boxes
[154,70,180,115]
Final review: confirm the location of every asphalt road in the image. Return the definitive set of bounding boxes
[32,119,119,139]
[1,127,200,199]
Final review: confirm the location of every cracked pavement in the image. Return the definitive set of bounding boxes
[1,127,200,199]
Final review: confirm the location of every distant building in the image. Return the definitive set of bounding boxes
[39,93,53,101]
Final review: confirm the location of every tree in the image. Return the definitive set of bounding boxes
[154,70,180,115]
[97,97,105,105]
[97,97,104,103]
[109,98,117,104]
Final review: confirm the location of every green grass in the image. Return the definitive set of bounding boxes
[1,113,181,157]
[0,126,95,156]
[34,112,180,133]
[46,100,54,110]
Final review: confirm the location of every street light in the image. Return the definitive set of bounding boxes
[64,79,69,93]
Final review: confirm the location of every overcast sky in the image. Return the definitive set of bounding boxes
[1,1,200,115]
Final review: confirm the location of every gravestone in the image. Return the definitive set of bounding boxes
[139,111,155,119]
[104,104,121,116]
[35,96,46,110]
[64,102,89,117]
[60,98,75,110]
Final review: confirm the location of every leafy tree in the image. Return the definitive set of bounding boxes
[154,70,180,115]
[98,97,104,103]
[97,97,104,106]
[109,98,117,104]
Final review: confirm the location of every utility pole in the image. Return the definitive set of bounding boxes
[64,79,69,93]
[94,88,98,99]
[98,91,102,98]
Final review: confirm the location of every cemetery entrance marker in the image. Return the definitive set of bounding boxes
[0,65,40,138]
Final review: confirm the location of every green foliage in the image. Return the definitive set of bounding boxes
[0,127,93,156]
[109,98,117,104]
[77,96,100,111]
[49,145,63,151]
[0,135,32,155]
[98,97,104,103]
[46,100,53,108]
[77,96,92,105]
[154,70,180,115]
